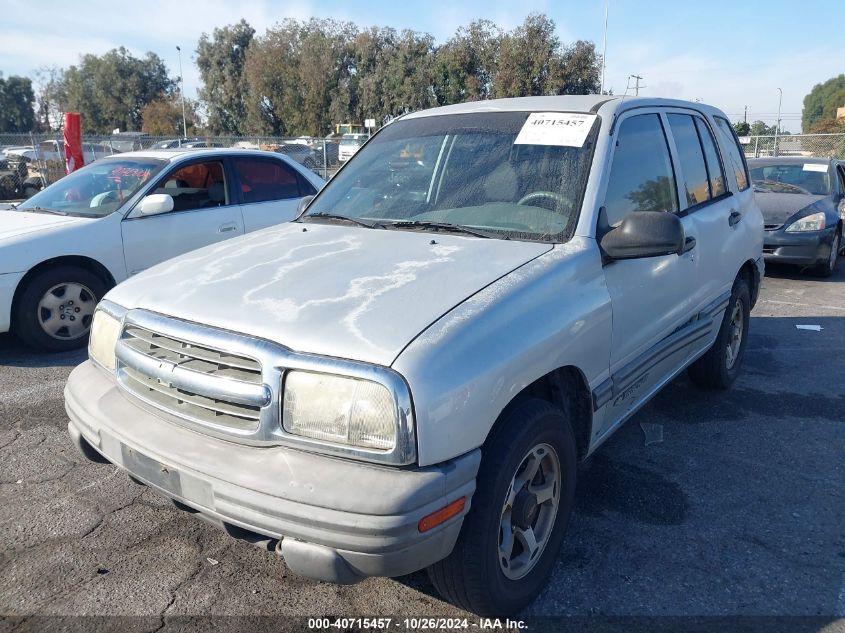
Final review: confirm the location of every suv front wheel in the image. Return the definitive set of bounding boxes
[427,398,577,616]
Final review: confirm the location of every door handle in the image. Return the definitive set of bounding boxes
[729,211,742,227]
[218,222,238,233]
[682,236,697,253]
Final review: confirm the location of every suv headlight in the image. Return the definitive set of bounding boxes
[785,212,826,232]
[283,371,397,450]
[89,301,126,371]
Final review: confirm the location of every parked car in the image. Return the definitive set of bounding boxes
[65,96,763,615]
[337,132,369,162]
[275,143,317,169]
[150,138,194,149]
[749,157,845,276]
[0,148,323,351]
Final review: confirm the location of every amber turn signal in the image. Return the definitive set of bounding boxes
[418,497,466,533]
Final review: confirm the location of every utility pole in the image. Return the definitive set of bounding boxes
[599,0,608,95]
[774,88,782,157]
[176,45,188,140]
[743,105,748,123]
[628,74,644,96]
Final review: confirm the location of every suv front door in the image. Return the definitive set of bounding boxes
[121,158,244,275]
[597,111,700,439]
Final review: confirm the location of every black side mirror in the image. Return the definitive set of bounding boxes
[600,211,685,260]
[297,195,314,216]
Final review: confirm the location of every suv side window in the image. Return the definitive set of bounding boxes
[234,158,303,203]
[154,160,228,213]
[713,116,749,191]
[667,113,711,208]
[694,117,727,198]
[604,113,678,227]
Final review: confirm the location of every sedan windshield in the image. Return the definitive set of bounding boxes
[749,162,831,196]
[305,112,597,242]
[16,158,166,218]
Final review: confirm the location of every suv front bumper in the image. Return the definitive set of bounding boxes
[65,360,479,584]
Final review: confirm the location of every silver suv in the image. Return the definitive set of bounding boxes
[65,96,763,615]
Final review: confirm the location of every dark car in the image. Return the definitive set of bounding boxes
[749,157,845,277]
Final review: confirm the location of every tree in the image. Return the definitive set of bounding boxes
[141,92,200,136]
[748,120,776,136]
[802,75,845,132]
[733,121,750,136]
[62,48,173,133]
[196,19,255,134]
[433,20,502,104]
[0,74,36,133]
[33,66,65,132]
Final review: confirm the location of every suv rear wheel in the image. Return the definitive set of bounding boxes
[688,275,750,389]
[13,265,106,352]
[427,398,577,616]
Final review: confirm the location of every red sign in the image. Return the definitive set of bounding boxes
[63,112,84,174]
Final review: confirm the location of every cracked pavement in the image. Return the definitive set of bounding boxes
[0,263,843,627]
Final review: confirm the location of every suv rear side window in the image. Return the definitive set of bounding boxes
[234,158,303,203]
[694,117,727,198]
[713,116,749,191]
[667,113,711,208]
[604,113,678,227]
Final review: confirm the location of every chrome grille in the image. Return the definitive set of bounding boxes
[117,321,267,433]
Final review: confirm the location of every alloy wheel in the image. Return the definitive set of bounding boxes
[725,300,744,370]
[498,443,561,580]
[37,282,97,340]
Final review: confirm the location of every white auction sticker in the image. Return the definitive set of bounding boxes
[514,112,597,147]
[803,163,828,173]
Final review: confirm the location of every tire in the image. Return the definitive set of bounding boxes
[23,184,39,199]
[427,398,577,616]
[812,233,839,278]
[687,275,751,389]
[13,265,107,352]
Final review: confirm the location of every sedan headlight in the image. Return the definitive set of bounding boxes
[88,303,124,371]
[785,212,826,232]
[283,371,397,450]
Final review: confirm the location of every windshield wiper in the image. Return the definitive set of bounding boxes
[300,212,382,229]
[23,206,68,216]
[384,220,500,239]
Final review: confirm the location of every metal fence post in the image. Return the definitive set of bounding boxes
[322,140,327,180]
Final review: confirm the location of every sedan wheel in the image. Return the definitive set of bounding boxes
[37,282,97,341]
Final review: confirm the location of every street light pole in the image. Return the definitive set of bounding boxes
[176,45,187,139]
[599,0,608,95]
[774,87,782,157]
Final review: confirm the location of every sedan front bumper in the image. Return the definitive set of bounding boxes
[762,226,837,268]
[65,360,479,583]
[0,271,25,334]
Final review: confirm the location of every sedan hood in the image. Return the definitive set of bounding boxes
[106,223,551,366]
[755,192,827,226]
[0,210,85,241]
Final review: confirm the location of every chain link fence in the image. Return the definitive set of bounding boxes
[741,133,845,160]
[0,132,351,201]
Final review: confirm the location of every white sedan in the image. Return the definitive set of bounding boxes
[0,148,323,351]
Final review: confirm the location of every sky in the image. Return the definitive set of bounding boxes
[1,0,842,133]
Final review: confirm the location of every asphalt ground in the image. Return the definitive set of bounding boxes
[0,261,843,631]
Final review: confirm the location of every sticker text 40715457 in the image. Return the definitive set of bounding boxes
[514,112,597,148]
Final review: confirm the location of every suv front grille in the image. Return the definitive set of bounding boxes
[116,322,267,432]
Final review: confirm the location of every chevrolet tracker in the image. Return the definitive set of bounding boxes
[65,95,764,615]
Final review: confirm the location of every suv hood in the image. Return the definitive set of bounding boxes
[0,210,86,241]
[106,223,551,366]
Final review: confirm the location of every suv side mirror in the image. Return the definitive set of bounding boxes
[600,211,685,260]
[297,195,314,216]
[137,193,174,216]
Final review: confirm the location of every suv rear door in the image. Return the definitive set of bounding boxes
[597,110,701,436]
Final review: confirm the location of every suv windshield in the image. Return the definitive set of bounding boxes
[16,158,166,218]
[304,112,598,242]
[749,162,831,195]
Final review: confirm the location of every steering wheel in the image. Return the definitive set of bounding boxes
[90,191,118,208]
[517,191,571,208]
